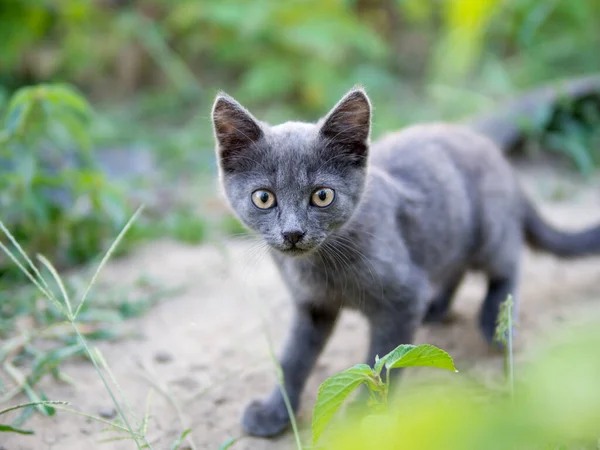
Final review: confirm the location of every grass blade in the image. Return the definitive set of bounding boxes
[94,347,140,432]
[137,361,197,450]
[0,240,59,311]
[0,220,53,294]
[0,424,34,435]
[52,405,132,433]
[262,319,303,450]
[0,401,68,416]
[70,325,145,449]
[37,254,73,320]
[171,429,192,450]
[141,389,154,437]
[218,437,238,450]
[74,205,144,319]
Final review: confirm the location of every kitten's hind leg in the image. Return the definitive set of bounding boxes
[423,270,465,323]
[241,303,338,437]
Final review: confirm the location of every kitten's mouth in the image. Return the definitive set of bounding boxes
[281,247,310,256]
[277,244,315,257]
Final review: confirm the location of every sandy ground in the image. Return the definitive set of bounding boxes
[3,162,600,450]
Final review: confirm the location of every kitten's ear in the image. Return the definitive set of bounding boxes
[319,87,371,163]
[212,93,263,173]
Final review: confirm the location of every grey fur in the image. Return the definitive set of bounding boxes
[211,87,600,437]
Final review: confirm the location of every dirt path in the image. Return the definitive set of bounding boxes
[4,163,600,450]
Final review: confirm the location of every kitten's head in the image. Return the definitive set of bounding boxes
[212,88,371,257]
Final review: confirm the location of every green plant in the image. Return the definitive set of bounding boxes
[0,209,149,444]
[321,324,600,450]
[165,0,390,112]
[0,267,174,425]
[0,83,131,281]
[5,1,600,175]
[311,343,457,446]
[0,209,195,449]
[310,292,600,450]
[495,294,515,397]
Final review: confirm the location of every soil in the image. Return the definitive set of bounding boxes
[3,161,600,450]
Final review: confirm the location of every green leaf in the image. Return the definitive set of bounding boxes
[171,428,192,450]
[6,86,35,112]
[46,109,92,151]
[218,437,237,450]
[384,344,458,372]
[97,435,138,444]
[4,102,31,136]
[10,405,34,428]
[44,84,91,117]
[38,391,56,416]
[29,344,85,385]
[0,424,34,435]
[374,354,389,376]
[312,364,374,445]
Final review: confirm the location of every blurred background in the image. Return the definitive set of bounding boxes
[2,2,600,445]
[1,0,600,310]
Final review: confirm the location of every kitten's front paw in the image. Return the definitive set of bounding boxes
[241,397,291,437]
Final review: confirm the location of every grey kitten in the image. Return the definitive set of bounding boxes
[211,87,600,437]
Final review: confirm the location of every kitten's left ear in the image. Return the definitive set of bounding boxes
[319,87,371,162]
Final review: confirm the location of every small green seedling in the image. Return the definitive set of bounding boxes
[311,343,457,446]
[494,294,515,397]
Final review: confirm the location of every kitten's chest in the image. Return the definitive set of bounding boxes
[273,249,373,308]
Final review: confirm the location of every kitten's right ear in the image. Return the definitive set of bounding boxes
[212,93,263,173]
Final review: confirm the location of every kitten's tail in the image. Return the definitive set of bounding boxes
[522,195,600,258]
[466,75,600,153]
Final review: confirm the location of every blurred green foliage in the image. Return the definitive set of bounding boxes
[0,84,130,280]
[0,3,599,444]
[322,324,600,450]
[2,0,599,113]
[0,0,599,279]
[163,0,389,109]
[1,0,599,140]
[1,0,599,174]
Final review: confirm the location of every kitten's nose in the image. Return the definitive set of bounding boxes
[282,230,305,245]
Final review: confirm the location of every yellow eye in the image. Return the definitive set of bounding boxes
[251,190,276,209]
[311,188,335,208]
